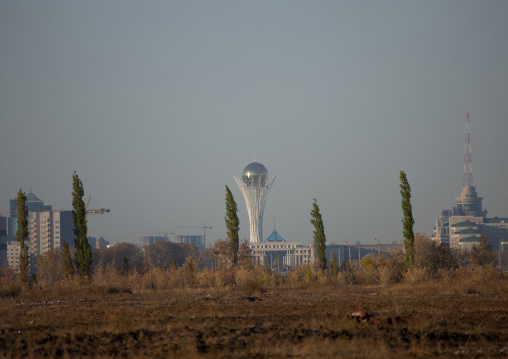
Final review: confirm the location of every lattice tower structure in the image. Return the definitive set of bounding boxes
[463,113,474,187]
[234,162,276,244]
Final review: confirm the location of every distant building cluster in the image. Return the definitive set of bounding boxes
[89,236,110,249]
[432,115,508,251]
[139,234,206,251]
[140,235,168,247]
[176,235,205,251]
[234,161,315,268]
[4,136,505,277]
[0,191,109,273]
[432,186,508,251]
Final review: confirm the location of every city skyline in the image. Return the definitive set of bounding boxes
[1,2,507,246]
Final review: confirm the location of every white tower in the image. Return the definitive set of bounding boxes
[234,162,276,244]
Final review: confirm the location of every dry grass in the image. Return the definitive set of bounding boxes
[1,278,507,358]
[0,263,507,358]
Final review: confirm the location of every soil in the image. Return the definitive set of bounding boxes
[1,286,507,358]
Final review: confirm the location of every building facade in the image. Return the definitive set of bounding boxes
[249,229,313,269]
[7,210,74,272]
[177,235,205,251]
[0,216,8,266]
[96,236,110,249]
[432,115,507,251]
[250,241,313,268]
[5,191,74,272]
[140,235,168,247]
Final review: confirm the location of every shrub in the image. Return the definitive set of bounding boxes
[288,264,309,287]
[413,234,459,279]
[35,249,64,288]
[92,260,131,293]
[470,234,494,267]
[0,265,18,288]
[0,285,21,298]
[217,268,236,287]
[337,262,357,284]
[360,257,381,285]
[403,267,428,284]
[196,268,217,288]
[305,265,314,283]
[236,267,256,286]
[182,256,198,287]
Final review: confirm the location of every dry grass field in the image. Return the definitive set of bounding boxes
[1,271,507,358]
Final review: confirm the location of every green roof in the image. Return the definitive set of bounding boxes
[484,218,508,224]
[455,228,481,235]
[451,220,478,227]
[458,236,480,243]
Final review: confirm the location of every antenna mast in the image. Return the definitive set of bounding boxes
[463,113,473,187]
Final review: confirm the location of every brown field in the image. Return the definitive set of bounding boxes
[1,275,507,358]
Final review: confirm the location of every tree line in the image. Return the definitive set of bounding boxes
[12,169,501,288]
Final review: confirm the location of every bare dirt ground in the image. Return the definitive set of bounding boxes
[1,284,507,358]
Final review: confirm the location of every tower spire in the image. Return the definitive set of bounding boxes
[463,113,473,187]
[235,161,276,243]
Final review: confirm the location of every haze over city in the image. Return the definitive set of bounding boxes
[1,1,507,246]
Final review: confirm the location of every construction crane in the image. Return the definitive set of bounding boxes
[1,197,110,218]
[85,197,110,216]
[175,225,212,249]
[86,208,110,215]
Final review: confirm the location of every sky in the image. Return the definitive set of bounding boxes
[1,1,507,247]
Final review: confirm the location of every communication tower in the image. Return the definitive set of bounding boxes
[463,113,473,187]
[455,113,485,217]
[234,162,276,243]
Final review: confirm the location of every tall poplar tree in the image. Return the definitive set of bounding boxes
[310,198,327,271]
[225,185,240,265]
[72,171,92,278]
[400,171,415,270]
[62,242,75,278]
[16,189,30,283]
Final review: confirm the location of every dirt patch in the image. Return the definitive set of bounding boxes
[0,286,507,358]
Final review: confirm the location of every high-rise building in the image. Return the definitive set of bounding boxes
[141,235,168,247]
[7,209,74,272]
[0,216,8,266]
[9,191,52,216]
[177,235,204,251]
[5,191,74,272]
[96,236,110,249]
[88,236,97,249]
[234,162,276,244]
[28,210,74,256]
[432,114,508,250]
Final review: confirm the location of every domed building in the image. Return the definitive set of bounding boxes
[242,162,268,187]
[234,161,276,244]
[432,114,508,251]
[10,190,52,215]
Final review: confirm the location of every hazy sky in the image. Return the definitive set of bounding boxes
[1,1,507,246]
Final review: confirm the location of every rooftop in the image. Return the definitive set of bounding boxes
[265,229,286,242]
[484,217,508,224]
